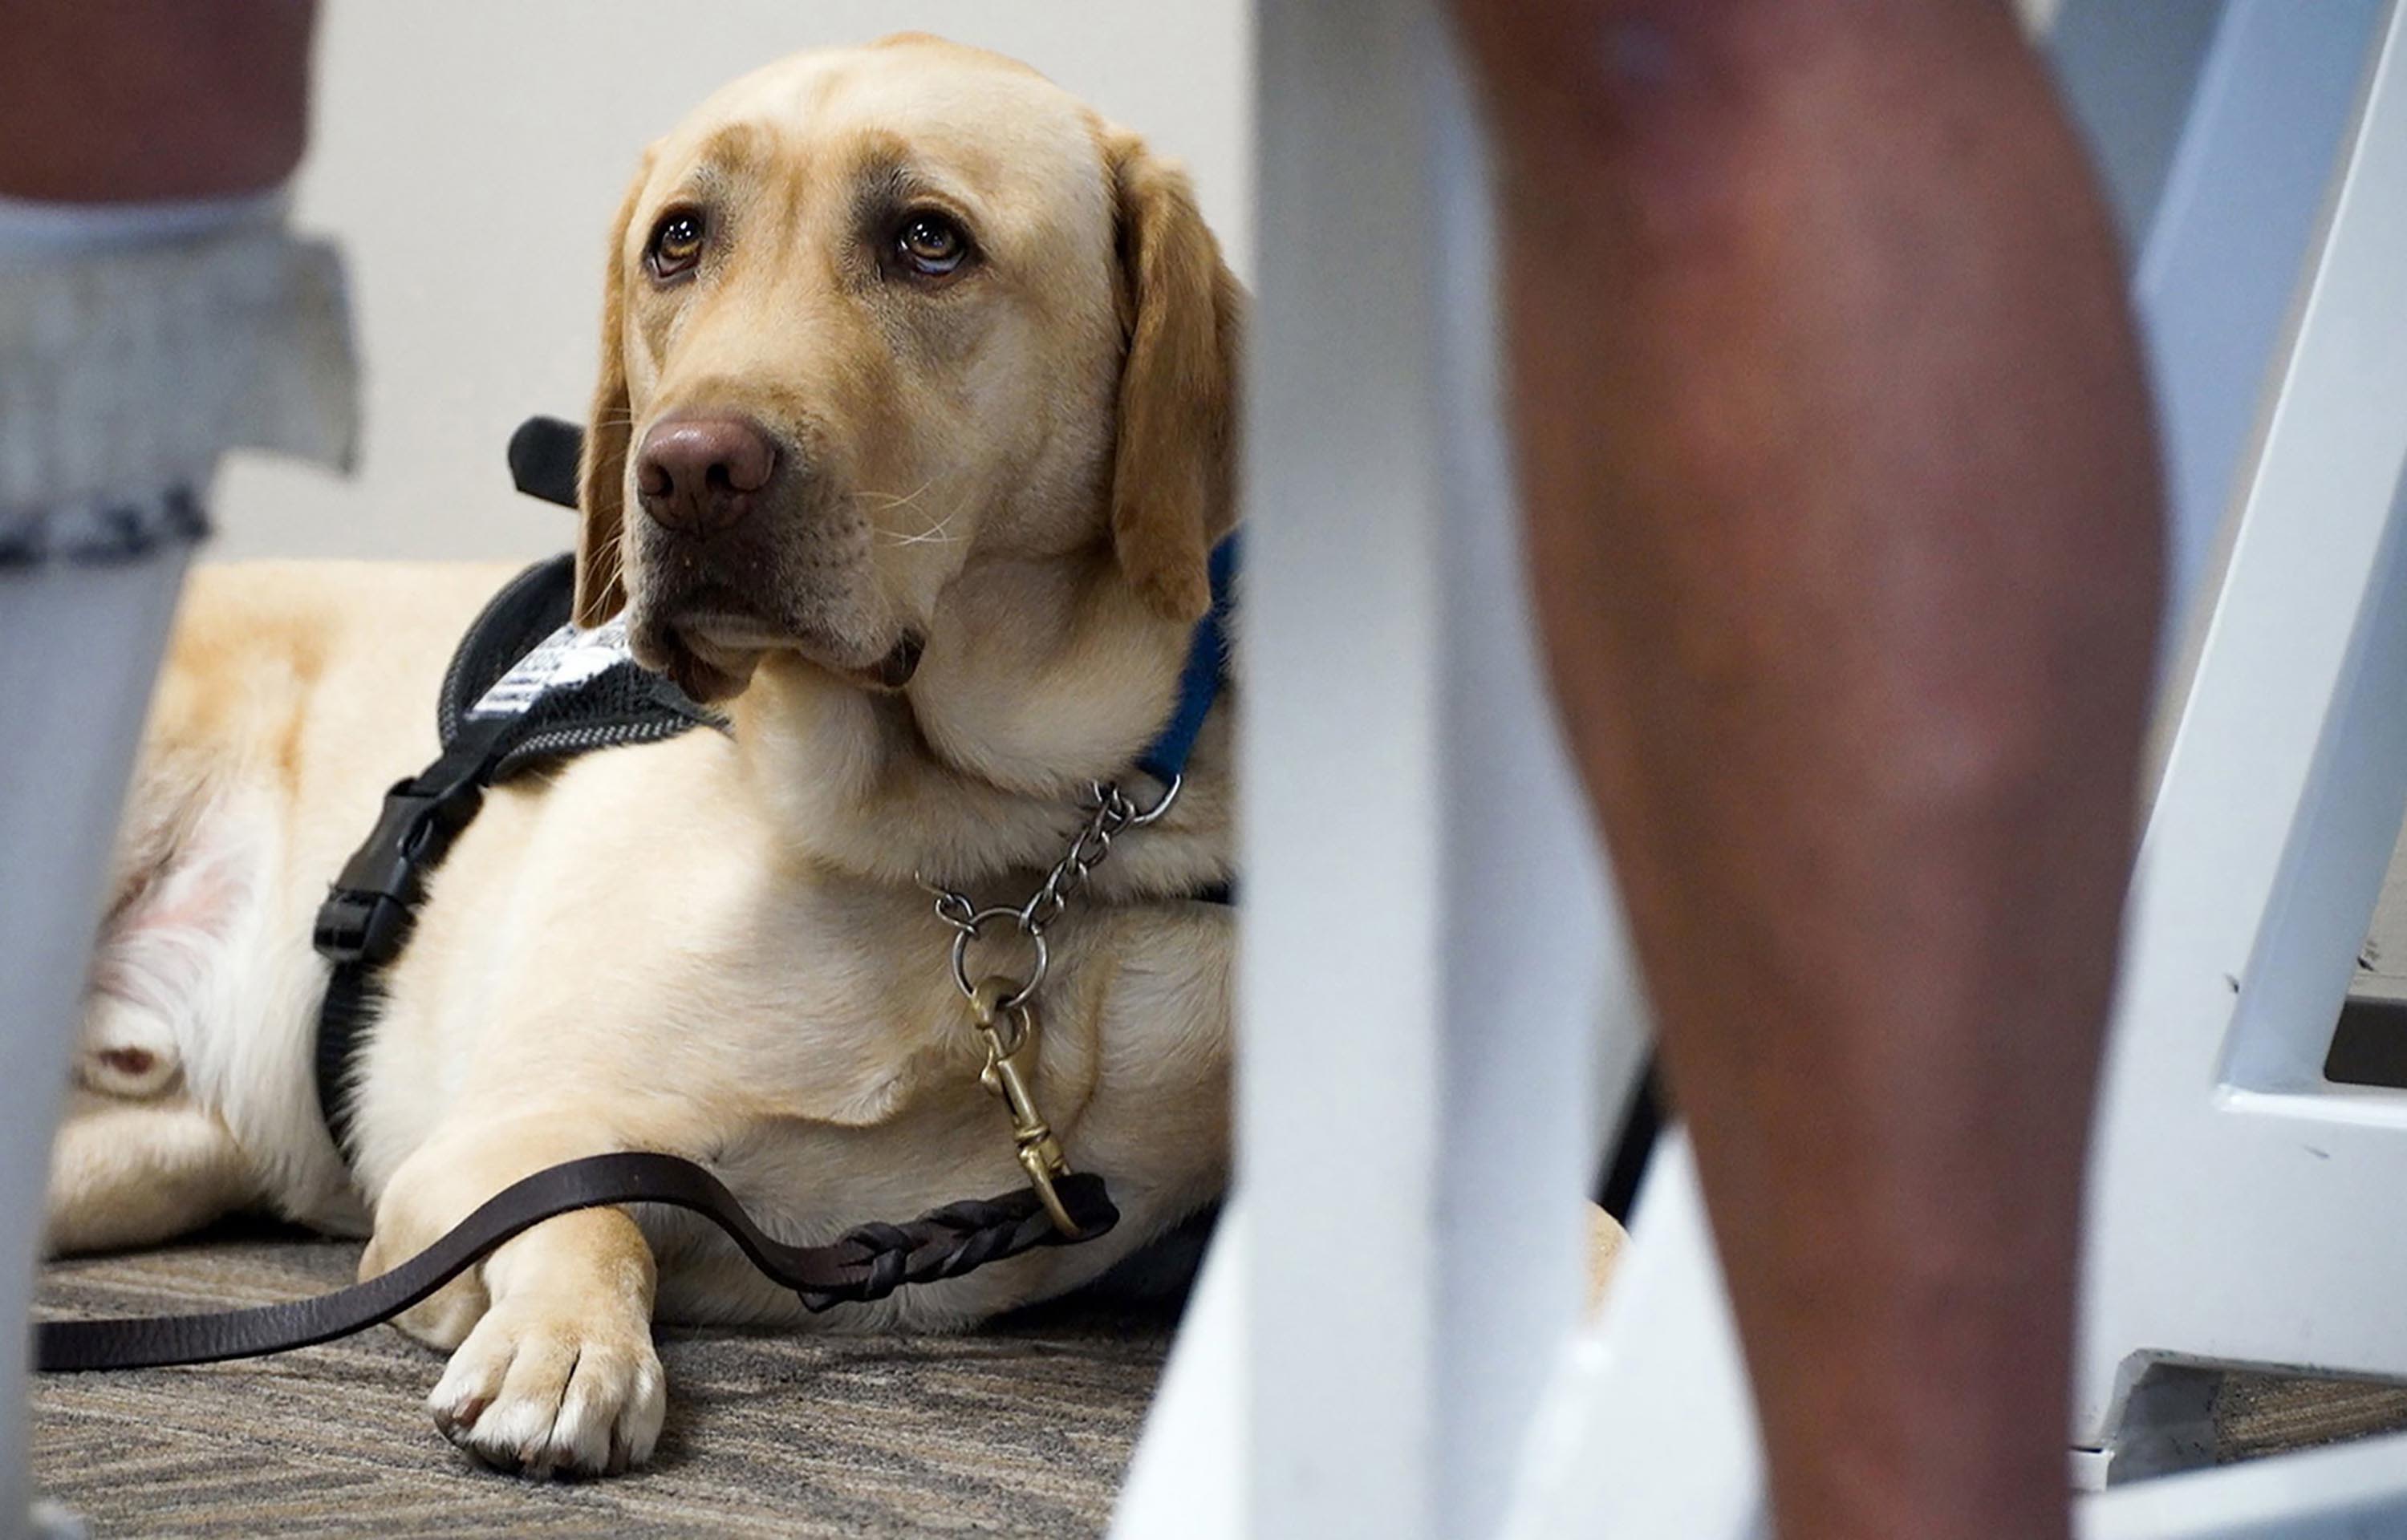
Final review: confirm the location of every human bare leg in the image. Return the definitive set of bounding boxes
[1452,4,2163,1538]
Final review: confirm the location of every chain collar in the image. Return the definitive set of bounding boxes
[915,533,1229,1012]
[919,773,1181,1015]
[910,536,1228,1237]
[917,773,1183,1238]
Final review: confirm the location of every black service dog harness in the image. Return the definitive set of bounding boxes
[37,416,1240,1372]
[309,549,721,1154]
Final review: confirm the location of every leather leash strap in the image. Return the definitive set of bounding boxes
[39,1153,1116,1372]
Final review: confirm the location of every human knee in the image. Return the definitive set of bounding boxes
[1450,0,2029,155]
[1452,0,1783,129]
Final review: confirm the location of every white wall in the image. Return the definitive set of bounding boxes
[213,0,1250,562]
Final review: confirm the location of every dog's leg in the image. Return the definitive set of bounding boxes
[47,803,265,1253]
[364,1119,665,1478]
[46,1088,256,1254]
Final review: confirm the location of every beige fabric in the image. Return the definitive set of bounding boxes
[1584,1204,1628,1314]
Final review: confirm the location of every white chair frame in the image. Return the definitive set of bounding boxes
[2078,0,2407,1474]
[1115,2,2407,1537]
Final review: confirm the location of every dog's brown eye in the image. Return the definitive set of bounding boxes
[648,210,706,278]
[895,212,970,277]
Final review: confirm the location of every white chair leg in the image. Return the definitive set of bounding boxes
[2078,0,2407,1462]
[1111,1203,1248,1540]
[1116,4,1642,1537]
[1127,2,2407,1532]
[2126,0,2391,642]
[1500,1135,1769,1540]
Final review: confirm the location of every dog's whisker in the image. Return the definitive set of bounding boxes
[858,482,968,548]
[583,527,627,606]
[853,480,934,513]
[875,500,964,548]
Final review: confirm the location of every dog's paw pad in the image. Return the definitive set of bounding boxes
[428,1308,664,1479]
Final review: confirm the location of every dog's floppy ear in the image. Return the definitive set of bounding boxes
[1106,131,1243,624]
[573,163,649,626]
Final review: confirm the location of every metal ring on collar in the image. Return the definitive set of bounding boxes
[949,906,1049,1008]
[1109,772,1183,828]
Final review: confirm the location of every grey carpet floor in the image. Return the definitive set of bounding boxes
[35,1224,1175,1538]
[41,1230,2407,1537]
[2215,1372,2407,1464]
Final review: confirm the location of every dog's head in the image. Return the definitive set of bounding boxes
[574,35,1240,707]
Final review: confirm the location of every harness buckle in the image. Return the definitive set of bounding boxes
[312,769,489,967]
[968,977,1085,1238]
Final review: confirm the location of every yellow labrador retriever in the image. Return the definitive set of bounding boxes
[47,34,1237,1477]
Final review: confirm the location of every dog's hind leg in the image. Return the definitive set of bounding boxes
[47,772,269,1254]
[45,1089,256,1254]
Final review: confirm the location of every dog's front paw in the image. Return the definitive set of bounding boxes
[427,1301,665,1478]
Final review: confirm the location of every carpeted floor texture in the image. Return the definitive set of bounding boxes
[35,1223,1176,1538]
[39,1228,2407,1536]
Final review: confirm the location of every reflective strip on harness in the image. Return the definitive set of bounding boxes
[469,615,640,720]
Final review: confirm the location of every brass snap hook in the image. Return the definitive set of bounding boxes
[968,976,1083,1237]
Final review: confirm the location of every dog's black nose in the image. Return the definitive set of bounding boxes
[635,415,777,533]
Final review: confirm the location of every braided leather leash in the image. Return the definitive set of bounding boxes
[38,1153,1115,1372]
